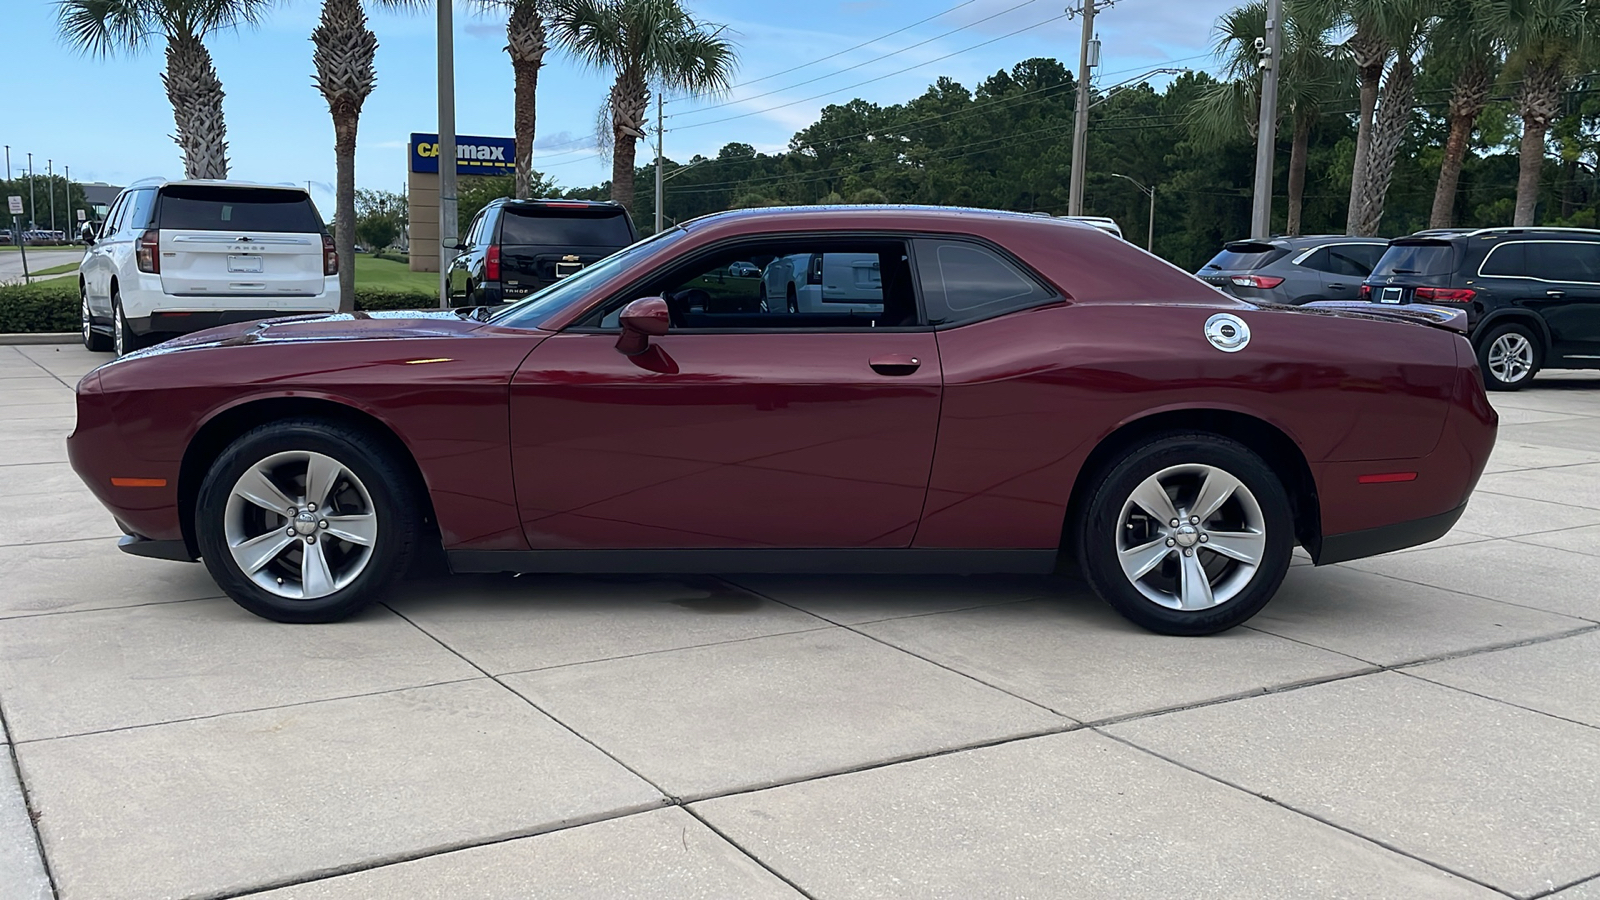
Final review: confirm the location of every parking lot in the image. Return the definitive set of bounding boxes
[2,342,1599,900]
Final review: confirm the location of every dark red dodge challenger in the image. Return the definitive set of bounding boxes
[67,207,1497,635]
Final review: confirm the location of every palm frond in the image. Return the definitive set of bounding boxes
[56,0,152,56]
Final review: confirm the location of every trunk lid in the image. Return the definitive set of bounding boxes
[156,185,328,298]
[1300,300,1469,335]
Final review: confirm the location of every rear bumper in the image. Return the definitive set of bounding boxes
[1316,502,1466,565]
[118,534,198,562]
[129,307,335,335]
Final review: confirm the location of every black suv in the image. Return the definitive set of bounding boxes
[1362,227,1600,390]
[447,198,638,304]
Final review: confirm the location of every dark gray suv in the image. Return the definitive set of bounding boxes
[1197,235,1389,305]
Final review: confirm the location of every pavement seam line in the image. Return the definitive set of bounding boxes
[0,692,62,899]
[1395,665,1600,735]
[717,576,1076,719]
[486,622,839,679]
[1094,728,1520,898]
[678,804,823,900]
[1526,869,1600,899]
[0,593,226,622]
[12,349,75,390]
[1339,561,1600,625]
[9,676,488,746]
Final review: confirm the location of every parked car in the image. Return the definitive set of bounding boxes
[728,261,760,277]
[1361,226,1600,390]
[448,198,638,305]
[67,206,1495,636]
[78,179,338,357]
[1064,216,1125,240]
[1197,235,1389,305]
[760,251,884,315]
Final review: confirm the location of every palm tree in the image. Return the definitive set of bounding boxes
[1484,0,1595,226]
[1188,0,1343,235]
[311,0,419,311]
[473,1,549,199]
[1427,0,1499,228]
[58,0,272,179]
[550,0,737,213]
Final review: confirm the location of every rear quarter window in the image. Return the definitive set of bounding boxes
[500,209,634,246]
[1200,243,1285,272]
[913,239,1052,326]
[158,186,323,233]
[1372,242,1458,277]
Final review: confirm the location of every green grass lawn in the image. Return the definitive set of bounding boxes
[26,262,78,278]
[0,244,78,252]
[354,254,436,295]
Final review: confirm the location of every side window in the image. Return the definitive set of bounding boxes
[1352,244,1386,273]
[1528,242,1600,283]
[1325,245,1374,277]
[586,239,918,330]
[913,239,1051,325]
[102,194,129,237]
[1298,247,1333,273]
[125,190,158,233]
[464,212,485,248]
[1481,243,1527,278]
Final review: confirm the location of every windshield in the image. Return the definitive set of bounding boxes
[487,227,685,328]
[1372,242,1456,277]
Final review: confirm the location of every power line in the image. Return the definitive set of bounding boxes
[670,10,1069,132]
[668,0,986,104]
[668,0,1042,119]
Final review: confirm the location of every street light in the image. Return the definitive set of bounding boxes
[1111,173,1155,252]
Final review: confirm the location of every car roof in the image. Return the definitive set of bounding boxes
[680,204,1111,235]
[124,178,312,194]
[1402,226,1600,242]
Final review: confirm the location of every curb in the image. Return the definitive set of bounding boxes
[0,333,78,346]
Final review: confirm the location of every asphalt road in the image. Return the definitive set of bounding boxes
[0,250,82,285]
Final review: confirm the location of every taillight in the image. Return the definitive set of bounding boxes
[1359,284,1372,300]
[485,244,501,281]
[1228,274,1284,289]
[807,254,823,285]
[322,233,338,276]
[136,228,159,274]
[1414,287,1475,303]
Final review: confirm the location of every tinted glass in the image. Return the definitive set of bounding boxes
[1350,244,1386,270]
[1324,245,1375,277]
[159,186,323,233]
[1480,243,1527,277]
[488,227,684,329]
[1527,241,1600,282]
[1201,245,1284,271]
[915,239,1047,325]
[1373,242,1457,277]
[124,189,159,232]
[102,194,129,236]
[500,208,634,246]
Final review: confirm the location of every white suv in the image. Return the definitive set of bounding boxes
[78,180,339,355]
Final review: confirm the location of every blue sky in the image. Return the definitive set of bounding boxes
[4,0,1227,212]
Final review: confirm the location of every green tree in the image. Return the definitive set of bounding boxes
[1483,0,1597,225]
[550,0,737,213]
[57,0,273,178]
[1426,0,1500,227]
[354,188,405,254]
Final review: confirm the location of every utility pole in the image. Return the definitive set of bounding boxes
[1111,173,1155,251]
[654,91,665,233]
[47,159,55,234]
[28,153,35,230]
[1250,0,1282,238]
[1068,1,1107,216]
[437,0,458,308]
[4,146,10,181]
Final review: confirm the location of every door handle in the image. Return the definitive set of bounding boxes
[1547,290,1566,298]
[869,354,921,376]
[1327,283,1348,290]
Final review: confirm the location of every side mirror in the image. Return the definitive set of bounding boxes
[616,297,670,356]
[442,238,463,251]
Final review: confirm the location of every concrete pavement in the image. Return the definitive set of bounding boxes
[2,343,1598,900]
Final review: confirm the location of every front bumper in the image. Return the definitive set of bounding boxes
[129,308,335,336]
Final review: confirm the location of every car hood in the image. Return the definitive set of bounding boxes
[144,310,488,354]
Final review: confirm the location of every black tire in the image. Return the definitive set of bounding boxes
[81,284,112,352]
[112,292,142,358]
[1076,432,1294,636]
[786,284,798,314]
[1475,322,1541,391]
[195,418,423,623]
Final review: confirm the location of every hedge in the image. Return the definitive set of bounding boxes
[0,278,440,334]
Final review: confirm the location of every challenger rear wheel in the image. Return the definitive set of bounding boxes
[195,419,421,623]
[1077,433,1293,635]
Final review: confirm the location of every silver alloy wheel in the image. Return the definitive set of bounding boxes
[113,303,124,357]
[1115,463,1267,611]
[223,450,378,600]
[1487,332,1534,384]
[80,291,91,344]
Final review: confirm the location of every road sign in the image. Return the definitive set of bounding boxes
[77,209,86,222]
[7,196,20,216]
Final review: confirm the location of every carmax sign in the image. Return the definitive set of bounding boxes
[410,133,517,176]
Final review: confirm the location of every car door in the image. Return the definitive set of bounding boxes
[449,211,482,300]
[1317,243,1380,300]
[508,237,941,549]
[1523,240,1600,361]
[84,192,127,314]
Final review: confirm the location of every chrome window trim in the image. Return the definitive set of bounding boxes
[1291,241,1385,268]
[1476,239,1600,285]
